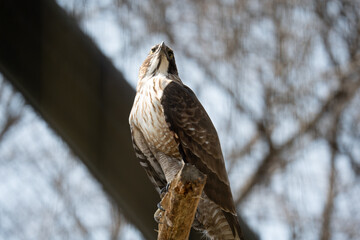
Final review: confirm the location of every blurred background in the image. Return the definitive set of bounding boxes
[0,0,359,239]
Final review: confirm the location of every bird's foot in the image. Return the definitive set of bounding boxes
[154,208,162,223]
[160,183,170,198]
[154,202,165,223]
[157,202,165,211]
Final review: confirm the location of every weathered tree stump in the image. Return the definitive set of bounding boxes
[155,164,206,240]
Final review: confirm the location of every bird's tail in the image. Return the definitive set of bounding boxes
[194,194,243,240]
[223,210,243,240]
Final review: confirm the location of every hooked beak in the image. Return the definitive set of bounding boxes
[157,41,170,60]
[159,41,165,51]
[147,42,170,76]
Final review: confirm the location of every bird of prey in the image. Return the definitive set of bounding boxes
[129,42,242,240]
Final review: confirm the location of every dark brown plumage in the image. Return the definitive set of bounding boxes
[129,42,243,240]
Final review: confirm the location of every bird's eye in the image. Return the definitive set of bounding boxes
[151,46,157,53]
[168,50,174,59]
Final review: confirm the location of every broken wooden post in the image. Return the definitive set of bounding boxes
[155,164,206,240]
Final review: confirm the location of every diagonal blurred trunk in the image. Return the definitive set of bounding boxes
[0,0,158,238]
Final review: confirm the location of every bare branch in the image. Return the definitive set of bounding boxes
[320,112,341,240]
[320,151,337,240]
[236,68,360,204]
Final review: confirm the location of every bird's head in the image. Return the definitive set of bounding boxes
[139,42,178,80]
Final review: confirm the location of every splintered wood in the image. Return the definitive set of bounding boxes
[155,164,206,240]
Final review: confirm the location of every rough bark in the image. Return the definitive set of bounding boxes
[156,164,206,240]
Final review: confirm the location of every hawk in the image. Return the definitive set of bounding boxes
[129,42,242,240]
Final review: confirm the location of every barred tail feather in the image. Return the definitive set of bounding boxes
[223,211,243,240]
[193,194,242,240]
